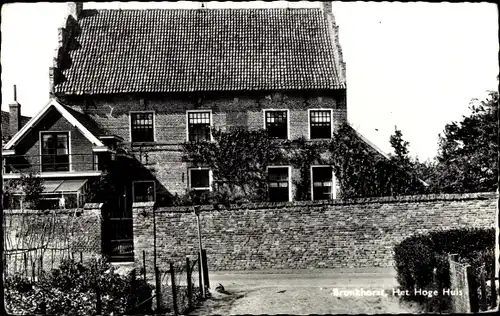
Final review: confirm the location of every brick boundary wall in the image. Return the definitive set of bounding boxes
[3,203,103,276]
[132,192,497,272]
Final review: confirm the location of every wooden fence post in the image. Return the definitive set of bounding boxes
[24,253,28,278]
[39,255,43,276]
[202,249,209,289]
[467,265,479,313]
[491,258,497,309]
[186,257,192,309]
[170,262,178,315]
[95,284,102,315]
[480,268,488,311]
[155,266,162,311]
[129,269,137,313]
[143,250,147,281]
[32,260,36,282]
[198,253,203,293]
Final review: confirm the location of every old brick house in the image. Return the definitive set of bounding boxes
[3,2,349,260]
[51,2,346,203]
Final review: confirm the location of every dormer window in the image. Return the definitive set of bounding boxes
[41,132,70,172]
[130,112,154,142]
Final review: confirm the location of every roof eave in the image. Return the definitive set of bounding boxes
[4,98,104,150]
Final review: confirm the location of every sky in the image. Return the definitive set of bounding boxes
[1,1,498,161]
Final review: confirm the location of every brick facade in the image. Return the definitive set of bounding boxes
[61,91,346,201]
[132,192,497,272]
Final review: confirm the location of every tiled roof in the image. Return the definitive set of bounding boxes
[55,8,345,95]
[60,105,105,137]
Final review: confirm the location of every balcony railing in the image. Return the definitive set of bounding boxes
[4,192,92,210]
[3,153,110,175]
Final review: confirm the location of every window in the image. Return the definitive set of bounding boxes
[311,166,335,200]
[267,166,291,202]
[93,153,112,171]
[130,112,154,142]
[189,168,212,191]
[309,110,332,139]
[187,111,211,141]
[133,181,155,202]
[41,132,69,172]
[264,110,288,139]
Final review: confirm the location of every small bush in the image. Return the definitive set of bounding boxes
[5,258,154,316]
[393,227,495,312]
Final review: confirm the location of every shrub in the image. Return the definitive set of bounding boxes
[5,258,154,316]
[393,227,495,312]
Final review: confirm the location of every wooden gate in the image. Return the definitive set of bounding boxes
[103,186,134,262]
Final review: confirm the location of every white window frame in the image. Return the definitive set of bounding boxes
[186,110,213,142]
[129,111,156,143]
[39,130,72,172]
[132,180,156,202]
[263,109,290,140]
[266,165,292,202]
[188,167,213,191]
[310,165,336,201]
[308,109,334,140]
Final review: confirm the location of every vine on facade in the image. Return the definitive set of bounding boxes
[180,123,427,206]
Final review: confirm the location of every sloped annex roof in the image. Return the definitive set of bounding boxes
[42,179,88,193]
[349,125,429,187]
[54,7,346,95]
[3,98,104,150]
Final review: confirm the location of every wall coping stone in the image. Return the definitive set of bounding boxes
[4,203,103,215]
[4,208,83,215]
[132,201,155,208]
[84,203,103,210]
[150,191,498,213]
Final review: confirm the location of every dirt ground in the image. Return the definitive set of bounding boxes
[189,268,422,315]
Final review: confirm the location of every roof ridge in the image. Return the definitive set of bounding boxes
[86,7,322,12]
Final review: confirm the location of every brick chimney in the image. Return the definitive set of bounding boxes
[9,85,21,136]
[68,2,83,20]
[322,1,332,16]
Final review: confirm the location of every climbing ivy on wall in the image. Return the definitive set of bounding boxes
[284,137,330,201]
[330,124,425,198]
[180,123,427,205]
[181,128,282,205]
